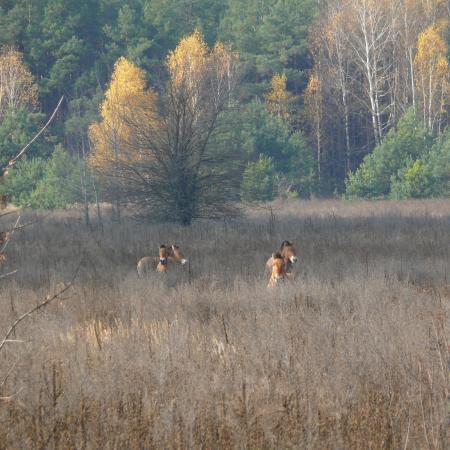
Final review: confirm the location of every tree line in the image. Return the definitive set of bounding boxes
[0,0,448,223]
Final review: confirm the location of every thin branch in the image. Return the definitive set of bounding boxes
[0,210,19,219]
[8,213,51,234]
[0,270,18,280]
[0,387,23,401]
[0,215,20,254]
[0,261,81,353]
[0,358,19,388]
[4,96,64,174]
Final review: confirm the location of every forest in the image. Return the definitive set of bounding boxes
[0,0,449,223]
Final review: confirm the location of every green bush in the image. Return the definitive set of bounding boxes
[345,109,434,198]
[241,154,276,202]
[1,146,90,209]
[34,145,90,208]
[390,159,432,199]
[0,157,46,207]
[390,129,450,199]
[240,101,316,197]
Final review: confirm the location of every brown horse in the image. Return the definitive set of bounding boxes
[267,252,286,288]
[265,240,298,277]
[137,244,188,276]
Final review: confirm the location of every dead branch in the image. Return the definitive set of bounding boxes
[0,210,19,219]
[3,96,64,175]
[6,213,50,234]
[0,261,81,353]
[0,214,20,254]
[0,270,18,280]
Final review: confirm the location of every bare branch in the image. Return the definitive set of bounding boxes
[0,270,18,280]
[0,214,20,254]
[0,261,81,353]
[3,96,64,174]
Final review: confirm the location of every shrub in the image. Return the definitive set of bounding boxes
[1,146,89,209]
[241,154,276,202]
[346,109,434,198]
[390,159,432,199]
[0,157,46,207]
[241,101,316,197]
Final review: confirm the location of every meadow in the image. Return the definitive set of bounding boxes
[0,199,449,449]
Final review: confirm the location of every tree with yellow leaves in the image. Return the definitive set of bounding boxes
[265,73,293,120]
[89,57,155,168]
[91,31,239,225]
[89,57,157,216]
[0,48,38,120]
[414,20,450,131]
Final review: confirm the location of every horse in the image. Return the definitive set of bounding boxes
[265,240,298,277]
[267,252,286,288]
[137,244,188,276]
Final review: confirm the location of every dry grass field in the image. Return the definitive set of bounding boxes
[0,199,449,449]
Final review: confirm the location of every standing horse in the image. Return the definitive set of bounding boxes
[137,244,188,276]
[265,240,298,278]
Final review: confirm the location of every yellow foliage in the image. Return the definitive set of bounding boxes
[305,73,321,100]
[166,30,237,110]
[0,48,38,117]
[167,30,208,91]
[265,73,292,119]
[304,72,323,131]
[414,21,450,127]
[89,57,158,170]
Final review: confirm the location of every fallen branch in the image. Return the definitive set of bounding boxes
[0,261,81,353]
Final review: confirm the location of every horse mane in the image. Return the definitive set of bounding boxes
[273,252,283,260]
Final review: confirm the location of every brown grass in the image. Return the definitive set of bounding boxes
[0,199,449,449]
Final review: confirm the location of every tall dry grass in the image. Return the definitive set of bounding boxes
[0,199,449,449]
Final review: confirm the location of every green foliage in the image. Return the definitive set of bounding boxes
[220,0,317,98]
[390,130,450,198]
[1,146,90,209]
[30,145,86,209]
[390,159,432,199]
[427,131,450,196]
[0,157,46,207]
[0,108,51,170]
[345,110,434,198]
[241,155,276,202]
[240,101,316,197]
